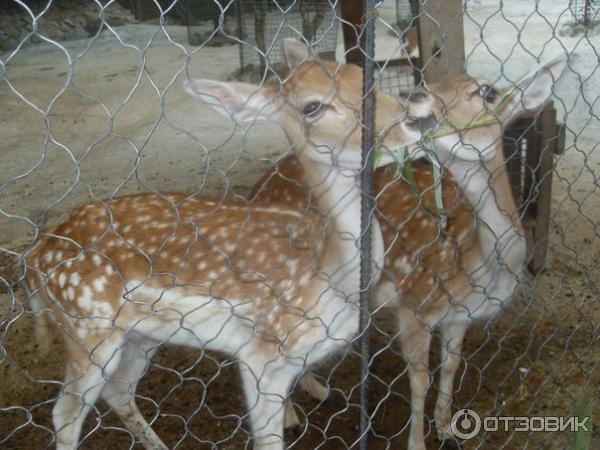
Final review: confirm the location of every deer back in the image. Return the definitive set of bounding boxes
[251,156,481,318]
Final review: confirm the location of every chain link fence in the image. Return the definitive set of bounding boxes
[0,1,598,449]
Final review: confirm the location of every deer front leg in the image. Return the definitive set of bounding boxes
[399,309,433,450]
[239,354,299,450]
[434,320,468,443]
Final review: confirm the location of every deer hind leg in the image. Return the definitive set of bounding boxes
[28,290,54,354]
[53,332,124,450]
[100,342,167,449]
[284,371,329,429]
[398,307,434,450]
[434,320,468,443]
[298,371,328,401]
[239,353,300,450]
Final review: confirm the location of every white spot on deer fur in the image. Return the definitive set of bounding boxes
[394,256,413,274]
[58,273,67,288]
[92,254,102,266]
[70,272,81,286]
[55,251,63,261]
[279,279,293,291]
[123,225,132,233]
[67,287,75,301]
[43,252,54,263]
[258,252,267,263]
[93,277,107,292]
[78,286,93,310]
[299,273,311,286]
[136,215,151,223]
[252,206,303,219]
[288,259,299,275]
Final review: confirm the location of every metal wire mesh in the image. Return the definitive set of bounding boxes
[0,1,598,449]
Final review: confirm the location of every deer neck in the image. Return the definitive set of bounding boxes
[294,146,384,299]
[443,144,527,271]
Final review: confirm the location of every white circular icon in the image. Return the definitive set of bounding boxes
[451,408,481,440]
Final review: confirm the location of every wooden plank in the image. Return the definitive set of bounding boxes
[503,120,527,206]
[529,105,556,273]
[417,0,465,83]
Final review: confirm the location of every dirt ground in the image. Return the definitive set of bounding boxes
[1,1,599,449]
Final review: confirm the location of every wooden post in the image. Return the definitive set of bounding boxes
[418,0,465,83]
[127,0,161,22]
[340,0,365,65]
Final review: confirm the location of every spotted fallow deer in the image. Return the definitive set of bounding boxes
[24,39,434,450]
[252,47,567,449]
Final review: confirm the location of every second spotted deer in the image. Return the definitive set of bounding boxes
[253,48,567,449]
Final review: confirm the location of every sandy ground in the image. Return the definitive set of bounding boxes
[1,0,599,449]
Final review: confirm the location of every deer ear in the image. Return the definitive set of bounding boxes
[500,54,568,123]
[184,79,272,123]
[282,38,310,68]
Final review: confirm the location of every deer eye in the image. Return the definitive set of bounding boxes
[302,101,323,118]
[479,85,497,103]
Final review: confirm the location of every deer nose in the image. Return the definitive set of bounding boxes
[407,91,429,103]
[398,90,430,104]
[406,112,437,133]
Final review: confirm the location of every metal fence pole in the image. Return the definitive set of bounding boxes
[359,0,377,447]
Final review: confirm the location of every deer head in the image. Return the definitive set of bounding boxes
[184,39,432,173]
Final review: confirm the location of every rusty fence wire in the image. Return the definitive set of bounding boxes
[0,1,598,449]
